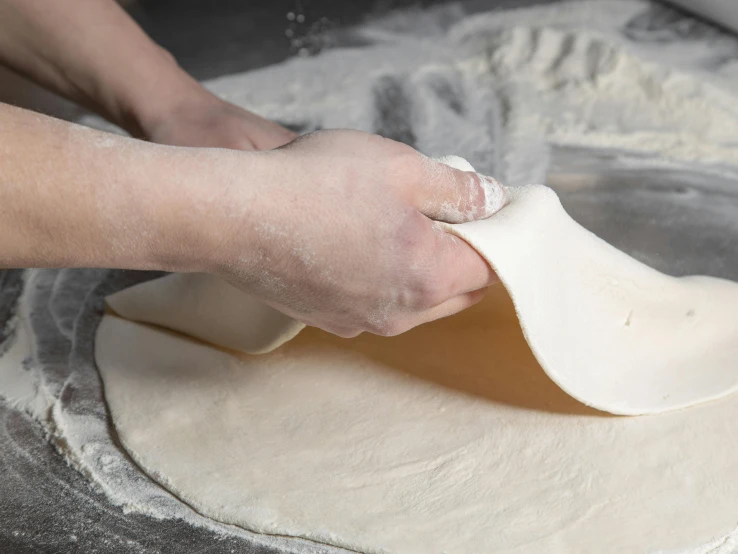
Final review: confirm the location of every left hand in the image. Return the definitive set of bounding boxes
[141,92,297,151]
[0,0,296,152]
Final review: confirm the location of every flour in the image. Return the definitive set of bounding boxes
[421,155,506,223]
[3,1,738,552]
[449,8,738,183]
[179,0,738,191]
[1,269,338,553]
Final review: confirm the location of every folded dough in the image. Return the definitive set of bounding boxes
[98,157,738,552]
[96,279,738,553]
[107,156,738,415]
[107,273,305,354]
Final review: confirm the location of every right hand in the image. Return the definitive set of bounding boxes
[205,129,507,338]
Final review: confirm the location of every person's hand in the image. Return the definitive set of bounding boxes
[0,0,295,151]
[204,129,507,337]
[141,91,297,150]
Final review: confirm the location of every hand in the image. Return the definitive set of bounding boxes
[141,91,297,151]
[0,0,295,151]
[205,129,507,337]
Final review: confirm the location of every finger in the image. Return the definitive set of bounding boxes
[415,155,507,224]
[430,222,499,297]
[422,287,488,321]
[383,289,488,336]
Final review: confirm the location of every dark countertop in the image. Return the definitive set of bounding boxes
[0,401,271,554]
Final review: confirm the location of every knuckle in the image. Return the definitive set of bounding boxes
[328,325,363,339]
[390,218,450,309]
[452,171,485,219]
[413,273,448,309]
[370,318,408,337]
[393,208,429,250]
[466,171,486,207]
[365,316,390,336]
[387,150,423,188]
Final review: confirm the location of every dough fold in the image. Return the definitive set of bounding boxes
[107,157,738,415]
[96,157,738,552]
[107,273,305,355]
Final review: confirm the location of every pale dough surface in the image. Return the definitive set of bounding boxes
[106,158,738,415]
[107,272,305,355]
[97,158,738,553]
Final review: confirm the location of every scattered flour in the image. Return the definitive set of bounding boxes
[3,1,738,552]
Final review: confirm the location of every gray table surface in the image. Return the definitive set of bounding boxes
[2,1,738,553]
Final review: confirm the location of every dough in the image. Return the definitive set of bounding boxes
[96,158,738,553]
[445,187,738,415]
[96,289,738,554]
[107,273,305,354]
[106,157,738,415]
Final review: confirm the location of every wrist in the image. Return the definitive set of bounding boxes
[146,146,270,276]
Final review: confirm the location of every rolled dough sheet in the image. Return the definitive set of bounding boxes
[106,158,738,415]
[106,273,305,355]
[95,286,738,553]
[446,184,738,415]
[96,157,738,553]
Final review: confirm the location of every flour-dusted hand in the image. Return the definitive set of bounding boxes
[0,105,504,339]
[0,0,505,338]
[205,130,506,337]
[0,0,295,152]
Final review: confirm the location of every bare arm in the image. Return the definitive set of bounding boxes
[0,0,295,149]
[0,102,226,270]
[0,103,504,336]
[0,0,506,335]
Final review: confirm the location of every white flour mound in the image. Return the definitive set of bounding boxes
[453,21,738,182]
[191,0,738,185]
[2,1,738,552]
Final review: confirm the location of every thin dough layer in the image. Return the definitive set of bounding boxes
[106,158,738,415]
[96,158,738,552]
[107,273,305,355]
[95,288,738,553]
[445,184,738,414]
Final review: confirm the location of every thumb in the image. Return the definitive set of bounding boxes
[416,155,507,224]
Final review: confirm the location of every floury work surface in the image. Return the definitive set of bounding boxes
[2,0,738,552]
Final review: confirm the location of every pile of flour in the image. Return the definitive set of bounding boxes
[2,1,738,552]
[192,0,738,184]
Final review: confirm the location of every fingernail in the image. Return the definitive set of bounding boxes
[480,174,507,217]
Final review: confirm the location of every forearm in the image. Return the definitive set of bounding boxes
[0,0,205,137]
[0,103,235,271]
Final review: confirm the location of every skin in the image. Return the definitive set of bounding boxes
[0,0,505,337]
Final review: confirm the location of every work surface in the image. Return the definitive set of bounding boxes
[3,1,738,552]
